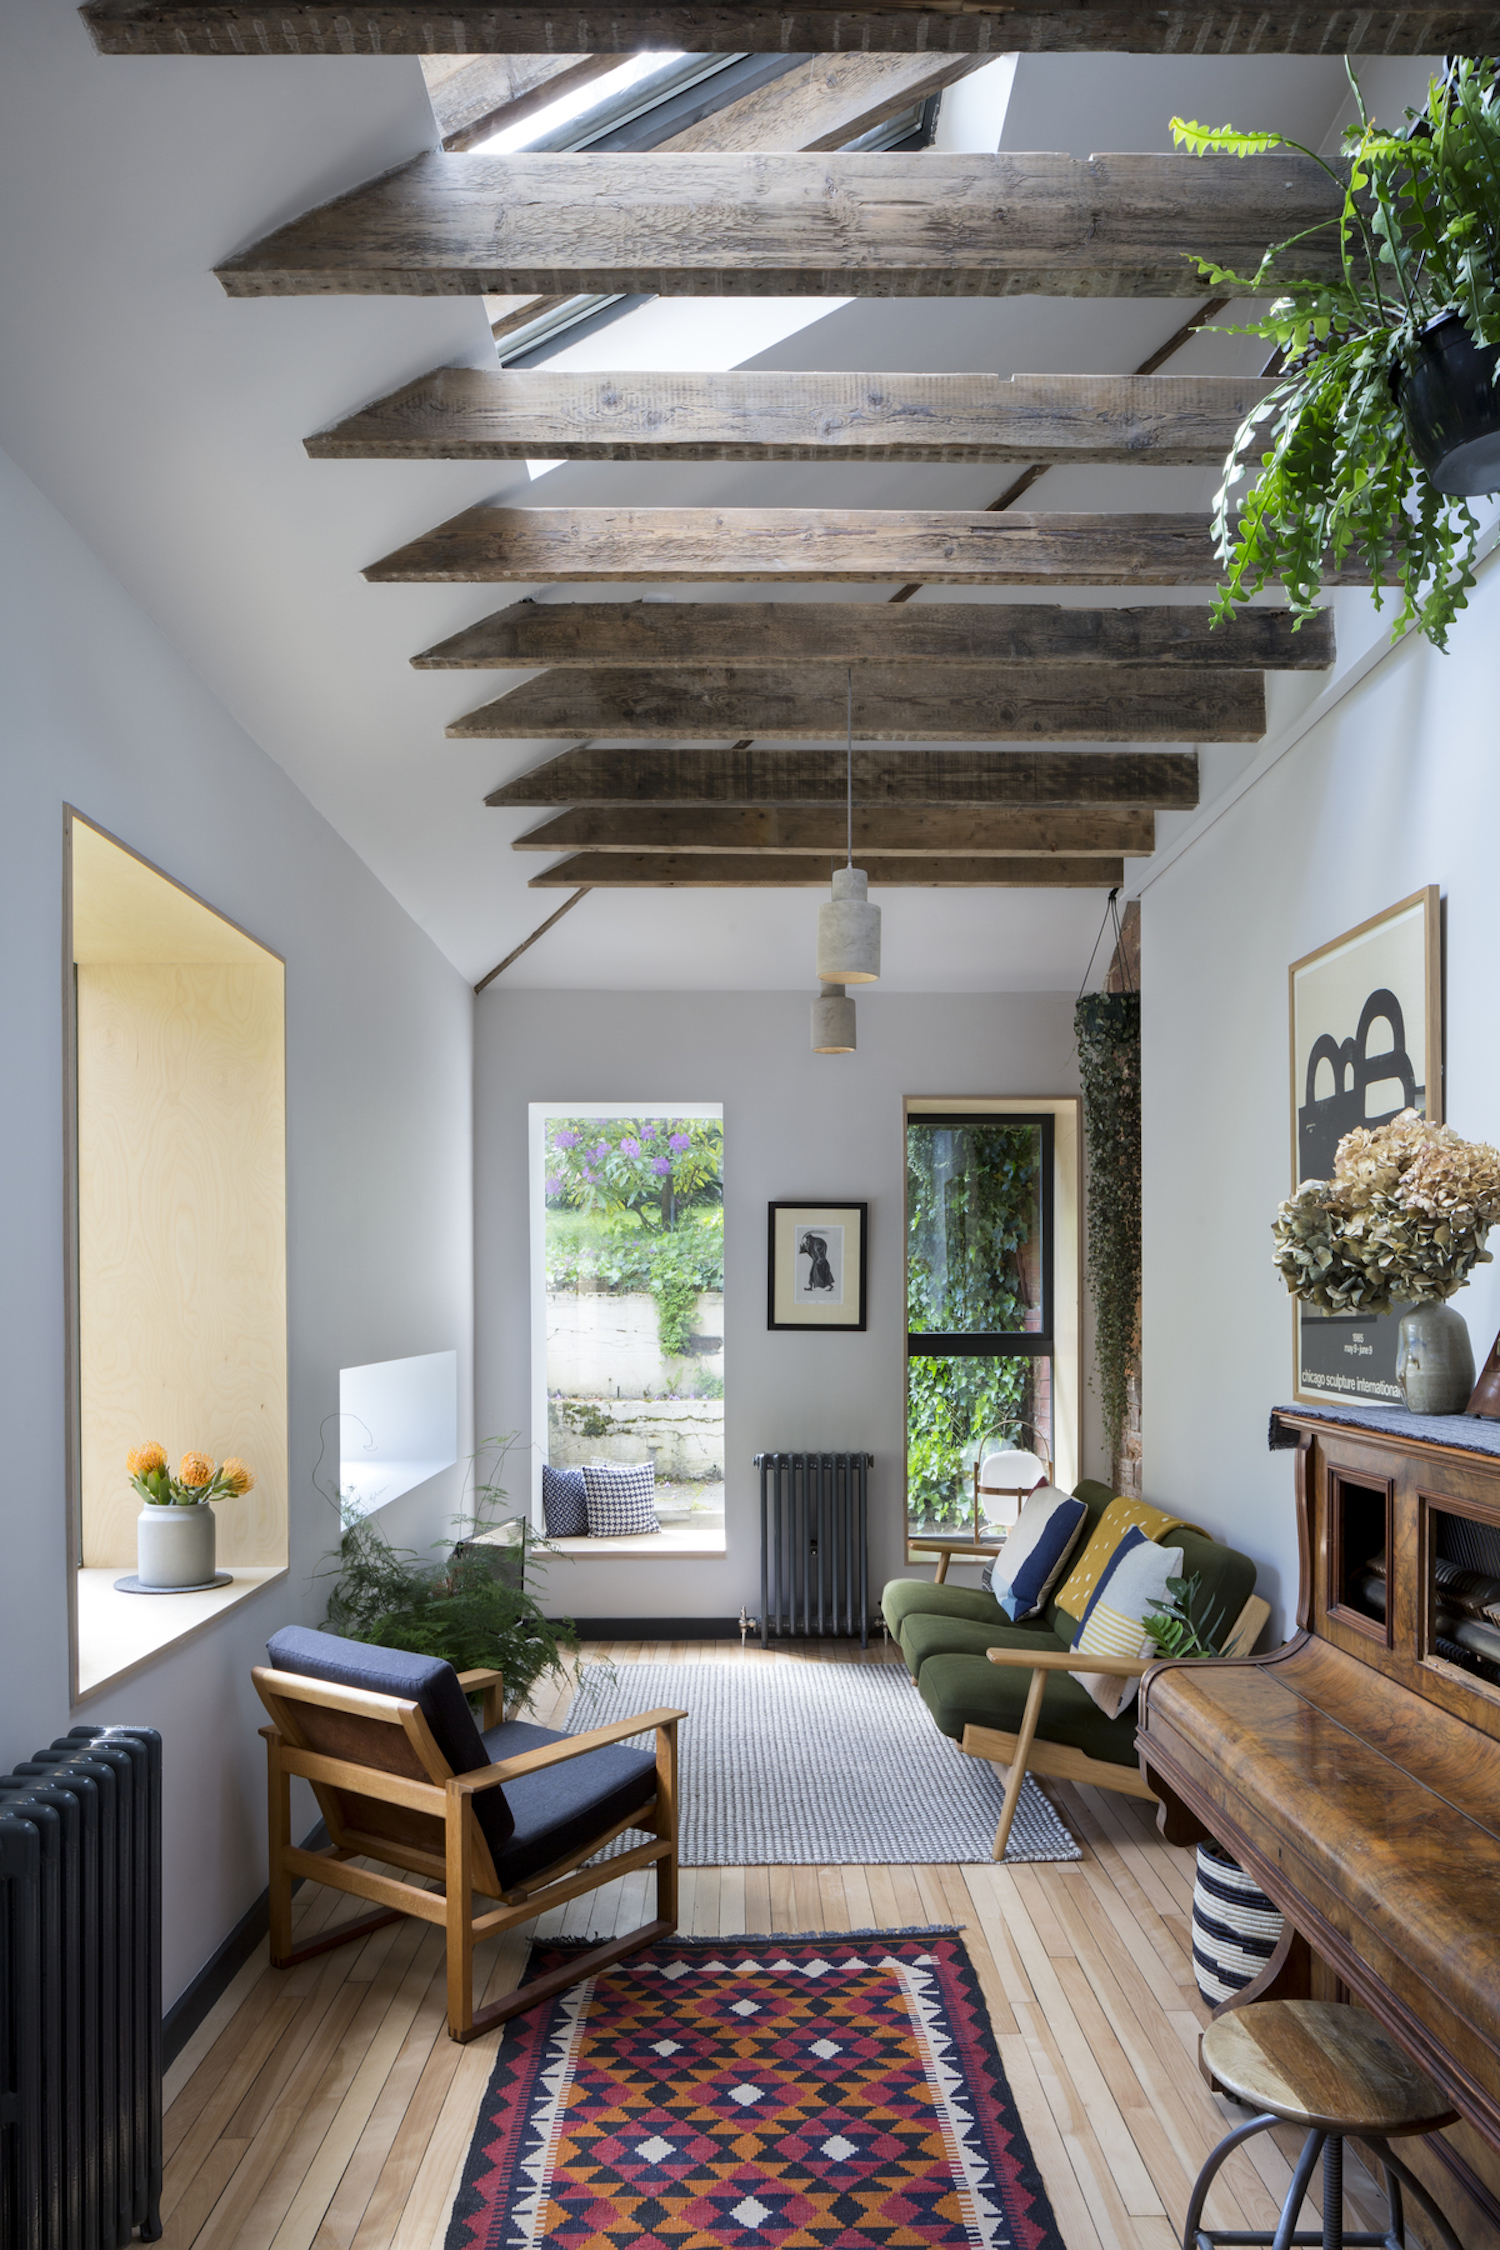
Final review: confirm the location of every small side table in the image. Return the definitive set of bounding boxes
[1182,2000,1463,2250]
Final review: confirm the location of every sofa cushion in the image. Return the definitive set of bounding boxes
[984,1482,1087,1622]
[266,1624,515,1862]
[916,1649,1140,1769]
[479,1718,658,1889]
[1069,1529,1183,1719]
[881,1579,1005,1641]
[899,1611,1059,1674]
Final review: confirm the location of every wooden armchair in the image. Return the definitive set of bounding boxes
[253,1626,685,2043]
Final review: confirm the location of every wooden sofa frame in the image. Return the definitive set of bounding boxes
[253,1662,684,2043]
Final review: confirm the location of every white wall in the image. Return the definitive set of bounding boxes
[475,988,1095,1618]
[1141,559,1500,1638]
[0,446,475,2007]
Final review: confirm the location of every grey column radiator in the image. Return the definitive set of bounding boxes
[755,1452,872,1647]
[0,1725,163,2249]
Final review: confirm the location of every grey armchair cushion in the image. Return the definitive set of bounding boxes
[479,1718,659,1889]
[266,1625,515,1857]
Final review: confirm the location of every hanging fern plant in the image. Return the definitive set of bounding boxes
[1075,993,1142,1463]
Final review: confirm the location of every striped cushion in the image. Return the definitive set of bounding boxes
[1069,1529,1182,1719]
[582,1460,660,1538]
[541,1463,588,1538]
[983,1483,1087,1622]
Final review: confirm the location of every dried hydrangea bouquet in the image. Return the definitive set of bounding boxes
[1273,1109,1500,1413]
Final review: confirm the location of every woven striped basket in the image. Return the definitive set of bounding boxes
[1191,1842,1285,2007]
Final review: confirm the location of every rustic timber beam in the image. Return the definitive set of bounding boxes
[528,851,1125,886]
[512,806,1155,855]
[308,370,1275,465]
[449,663,1266,743]
[421,54,617,152]
[80,4,1500,60]
[365,507,1379,586]
[477,51,991,347]
[214,150,1344,300]
[417,599,1333,672]
[483,747,1200,809]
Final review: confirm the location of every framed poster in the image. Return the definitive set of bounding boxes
[768,1202,868,1331]
[1289,887,1442,1404]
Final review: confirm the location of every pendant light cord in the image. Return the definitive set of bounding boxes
[846,665,854,868]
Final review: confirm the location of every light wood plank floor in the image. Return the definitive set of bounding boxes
[159,1643,1423,2250]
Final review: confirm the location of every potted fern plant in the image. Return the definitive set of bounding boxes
[1173,58,1500,649]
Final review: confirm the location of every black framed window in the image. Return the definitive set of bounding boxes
[905,1113,1054,1548]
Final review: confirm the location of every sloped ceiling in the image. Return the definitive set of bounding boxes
[0,5,1431,988]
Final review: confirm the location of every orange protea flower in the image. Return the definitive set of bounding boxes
[127,1441,167,1478]
[219,1457,255,1496]
[178,1451,215,1488]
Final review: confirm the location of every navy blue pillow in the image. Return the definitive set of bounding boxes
[982,1483,1088,1623]
[541,1463,588,1538]
[265,1625,514,1853]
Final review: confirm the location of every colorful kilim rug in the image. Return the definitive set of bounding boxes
[445,1930,1064,2250]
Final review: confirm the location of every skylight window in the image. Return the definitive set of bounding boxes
[474,50,687,155]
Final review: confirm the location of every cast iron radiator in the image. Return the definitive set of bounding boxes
[0,1725,163,2249]
[755,1452,872,1647]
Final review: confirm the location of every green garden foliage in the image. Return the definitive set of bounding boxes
[906,1121,1044,1525]
[321,1441,579,1705]
[1173,59,1500,649]
[544,1118,725,1360]
[1075,994,1142,1466]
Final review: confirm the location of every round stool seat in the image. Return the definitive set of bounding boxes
[1202,2001,1457,2138]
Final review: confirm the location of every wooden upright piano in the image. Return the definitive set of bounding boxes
[1139,1403,1500,2247]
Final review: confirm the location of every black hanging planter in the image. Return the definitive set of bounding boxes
[1394,309,1500,496]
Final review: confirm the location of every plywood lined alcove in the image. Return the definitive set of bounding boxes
[71,817,288,1569]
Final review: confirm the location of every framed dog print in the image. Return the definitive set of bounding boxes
[768,1202,868,1331]
[1290,886,1442,1405]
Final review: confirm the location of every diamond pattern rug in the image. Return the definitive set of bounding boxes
[445,1930,1064,2250]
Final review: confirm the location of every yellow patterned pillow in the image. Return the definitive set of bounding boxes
[1053,1495,1201,1622]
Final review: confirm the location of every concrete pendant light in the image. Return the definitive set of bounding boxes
[815,669,881,985]
[811,982,856,1053]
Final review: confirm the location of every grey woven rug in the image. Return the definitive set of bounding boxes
[563,1660,1081,1866]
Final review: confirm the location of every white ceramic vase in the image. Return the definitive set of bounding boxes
[1395,1300,1476,1417]
[136,1500,217,1588]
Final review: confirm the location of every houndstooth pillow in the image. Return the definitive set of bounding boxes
[582,1460,660,1537]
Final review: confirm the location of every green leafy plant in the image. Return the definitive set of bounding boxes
[1075,993,1142,1466]
[1141,1572,1229,1661]
[545,1116,722,1231]
[906,1358,1034,1526]
[318,1437,579,1707]
[1172,58,1500,648]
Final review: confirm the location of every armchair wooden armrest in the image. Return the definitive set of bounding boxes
[910,1537,1004,1585]
[985,1646,1151,1677]
[981,1643,1152,1863]
[456,1666,505,1729]
[452,1706,688,1794]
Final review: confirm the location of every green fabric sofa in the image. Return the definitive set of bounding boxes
[883,1479,1261,1845]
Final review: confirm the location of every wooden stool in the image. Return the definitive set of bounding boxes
[1182,2000,1463,2250]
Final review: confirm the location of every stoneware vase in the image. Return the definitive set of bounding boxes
[136,1500,217,1589]
[1396,1300,1476,1417]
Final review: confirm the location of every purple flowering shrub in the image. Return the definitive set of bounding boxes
[544,1115,723,1229]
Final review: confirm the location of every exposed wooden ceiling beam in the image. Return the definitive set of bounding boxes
[214,150,1342,300]
[417,599,1332,673]
[309,369,1275,465]
[81,4,1500,59]
[420,54,618,153]
[478,51,990,347]
[449,662,1265,743]
[528,850,1125,885]
[366,507,1378,586]
[512,806,1155,854]
[483,746,1200,809]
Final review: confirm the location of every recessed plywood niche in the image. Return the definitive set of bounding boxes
[71,817,288,1570]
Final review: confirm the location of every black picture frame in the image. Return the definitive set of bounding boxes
[768,1202,868,1331]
